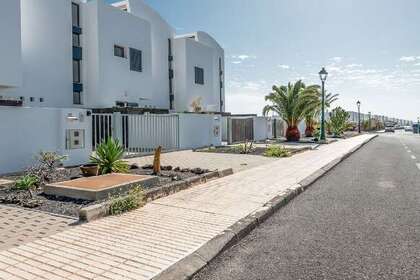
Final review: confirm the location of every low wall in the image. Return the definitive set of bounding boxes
[0,107,92,174]
[178,113,222,149]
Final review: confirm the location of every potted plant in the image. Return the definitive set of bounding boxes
[80,163,99,177]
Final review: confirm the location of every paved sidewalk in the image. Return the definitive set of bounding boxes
[0,205,76,251]
[126,150,277,173]
[0,135,375,280]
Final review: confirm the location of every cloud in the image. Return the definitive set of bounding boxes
[414,62,420,67]
[346,64,363,68]
[232,54,256,60]
[330,57,343,63]
[400,56,417,62]
[277,64,290,69]
[231,61,242,64]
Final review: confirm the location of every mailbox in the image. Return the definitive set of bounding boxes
[66,129,85,149]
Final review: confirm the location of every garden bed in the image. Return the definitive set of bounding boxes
[196,144,310,157]
[0,164,211,218]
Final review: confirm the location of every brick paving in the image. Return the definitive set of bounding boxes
[126,149,277,173]
[0,135,375,280]
[0,205,76,251]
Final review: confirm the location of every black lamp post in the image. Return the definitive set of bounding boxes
[319,67,328,141]
[357,100,361,133]
[368,112,372,131]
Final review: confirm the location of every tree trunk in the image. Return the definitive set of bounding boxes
[286,126,300,142]
[152,146,162,175]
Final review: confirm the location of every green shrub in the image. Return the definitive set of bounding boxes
[15,175,39,191]
[90,138,129,175]
[328,107,351,137]
[109,186,145,215]
[264,145,291,158]
[233,140,254,154]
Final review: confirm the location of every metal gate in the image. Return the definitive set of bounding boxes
[230,118,254,143]
[92,113,179,155]
[123,114,179,155]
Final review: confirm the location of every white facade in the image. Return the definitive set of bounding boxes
[0,0,225,113]
[173,32,225,113]
[0,0,22,89]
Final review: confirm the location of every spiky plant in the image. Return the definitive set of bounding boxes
[263,80,319,141]
[328,107,351,137]
[90,138,129,175]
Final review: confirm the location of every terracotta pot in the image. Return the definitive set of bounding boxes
[305,126,314,137]
[286,126,301,142]
[80,164,98,177]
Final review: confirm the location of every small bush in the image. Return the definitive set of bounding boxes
[15,175,39,191]
[233,140,254,154]
[264,145,291,158]
[90,138,129,175]
[109,186,145,215]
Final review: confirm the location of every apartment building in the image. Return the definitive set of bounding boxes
[0,0,225,113]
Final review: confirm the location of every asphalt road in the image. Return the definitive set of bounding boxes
[193,134,420,280]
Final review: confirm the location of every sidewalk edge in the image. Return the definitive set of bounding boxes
[152,134,378,280]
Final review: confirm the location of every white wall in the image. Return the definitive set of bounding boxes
[0,0,73,107]
[178,113,222,149]
[0,0,22,88]
[0,107,92,175]
[128,0,175,110]
[253,117,273,141]
[84,0,154,109]
[174,32,225,113]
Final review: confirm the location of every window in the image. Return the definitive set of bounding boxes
[72,3,80,27]
[30,97,35,102]
[129,48,142,72]
[194,67,204,85]
[39,98,44,102]
[73,92,82,105]
[72,34,80,47]
[73,60,81,83]
[114,45,125,58]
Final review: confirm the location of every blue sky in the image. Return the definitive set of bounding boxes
[108,0,420,121]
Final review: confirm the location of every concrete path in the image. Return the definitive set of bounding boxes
[0,135,375,280]
[126,149,276,173]
[193,134,420,280]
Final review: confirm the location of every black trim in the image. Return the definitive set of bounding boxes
[72,25,82,35]
[73,46,82,60]
[73,83,83,92]
[0,99,23,107]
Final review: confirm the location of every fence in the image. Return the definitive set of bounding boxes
[92,113,179,155]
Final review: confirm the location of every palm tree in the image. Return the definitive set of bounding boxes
[304,92,339,137]
[263,80,319,141]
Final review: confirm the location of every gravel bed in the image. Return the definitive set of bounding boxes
[0,165,210,217]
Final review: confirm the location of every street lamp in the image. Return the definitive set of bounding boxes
[357,100,361,134]
[319,67,328,141]
[417,117,419,134]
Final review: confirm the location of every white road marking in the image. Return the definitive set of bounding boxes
[411,155,416,160]
[417,163,420,170]
[407,150,412,153]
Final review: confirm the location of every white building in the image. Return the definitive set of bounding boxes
[0,0,225,113]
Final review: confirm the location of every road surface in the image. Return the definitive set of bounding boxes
[193,134,420,280]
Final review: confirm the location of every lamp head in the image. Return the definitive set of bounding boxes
[319,67,328,82]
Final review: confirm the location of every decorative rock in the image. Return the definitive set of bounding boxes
[161,165,173,171]
[130,163,139,170]
[142,164,153,169]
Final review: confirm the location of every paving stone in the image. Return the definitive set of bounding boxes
[0,135,374,280]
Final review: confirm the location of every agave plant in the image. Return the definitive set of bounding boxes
[90,138,129,175]
[304,92,338,137]
[263,80,319,141]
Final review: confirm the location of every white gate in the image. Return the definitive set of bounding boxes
[92,113,179,155]
[123,114,179,155]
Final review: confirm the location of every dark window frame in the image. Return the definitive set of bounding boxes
[72,33,80,47]
[73,92,82,105]
[194,67,204,85]
[129,48,143,72]
[72,3,80,27]
[114,45,126,58]
[73,60,81,83]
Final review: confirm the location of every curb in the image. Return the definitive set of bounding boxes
[78,168,234,222]
[152,135,378,280]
